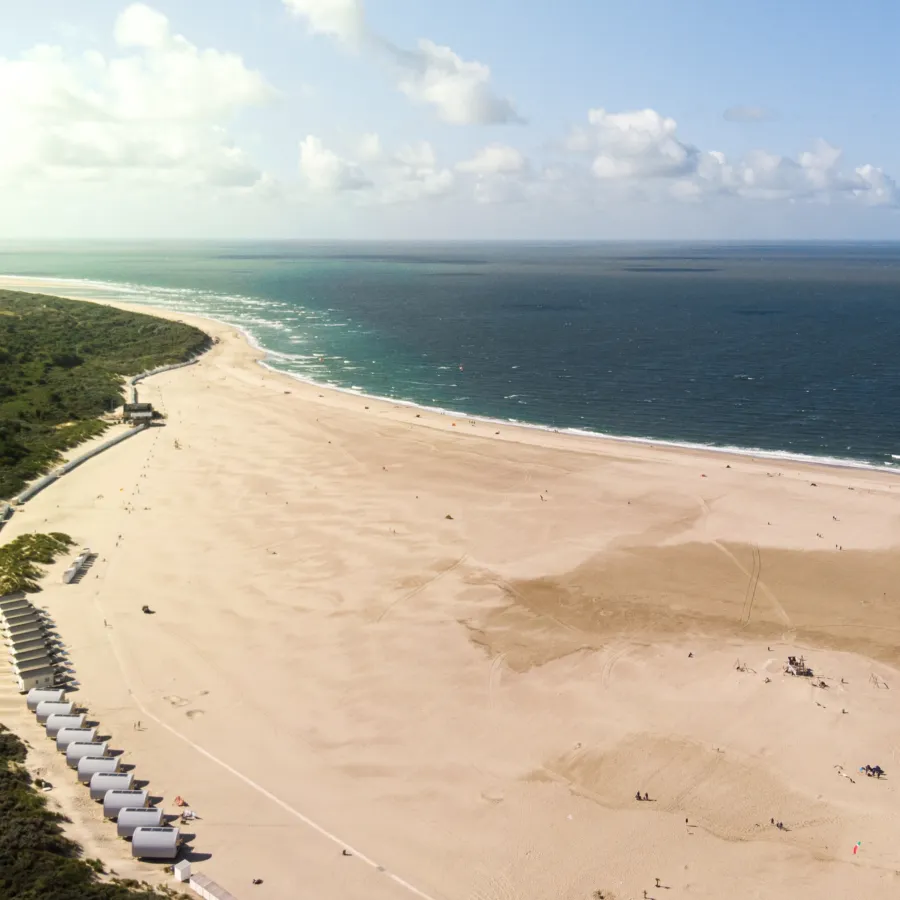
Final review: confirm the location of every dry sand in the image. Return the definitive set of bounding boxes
[2,277,900,899]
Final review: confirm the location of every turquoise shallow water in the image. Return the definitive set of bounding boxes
[2,241,900,470]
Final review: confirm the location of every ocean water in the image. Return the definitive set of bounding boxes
[2,241,899,469]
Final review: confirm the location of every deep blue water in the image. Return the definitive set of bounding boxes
[2,241,899,468]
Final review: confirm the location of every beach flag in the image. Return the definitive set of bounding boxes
[853,841,861,855]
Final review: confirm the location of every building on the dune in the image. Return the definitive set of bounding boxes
[123,401,155,423]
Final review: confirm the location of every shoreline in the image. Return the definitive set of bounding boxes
[1,273,897,480]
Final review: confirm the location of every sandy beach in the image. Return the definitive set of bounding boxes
[2,277,900,899]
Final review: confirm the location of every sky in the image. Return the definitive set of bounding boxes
[1,0,899,240]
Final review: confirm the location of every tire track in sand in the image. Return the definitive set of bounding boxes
[712,541,792,629]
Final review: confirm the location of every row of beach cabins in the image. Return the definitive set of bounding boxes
[25,686,185,863]
[2,596,186,863]
[3,591,238,896]
[2,592,70,694]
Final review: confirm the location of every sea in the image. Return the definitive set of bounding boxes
[2,241,899,471]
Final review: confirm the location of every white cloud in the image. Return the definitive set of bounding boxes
[393,39,520,125]
[295,134,455,203]
[457,144,526,176]
[114,2,170,49]
[853,164,900,207]
[376,140,455,203]
[564,105,898,210]
[283,0,364,43]
[680,139,897,205]
[456,144,530,205]
[0,4,274,193]
[574,108,698,180]
[299,135,370,191]
[283,0,520,124]
[357,132,382,161]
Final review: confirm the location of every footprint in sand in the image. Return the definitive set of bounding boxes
[185,709,205,719]
[164,695,189,708]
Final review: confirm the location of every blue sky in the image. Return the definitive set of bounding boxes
[0,0,898,238]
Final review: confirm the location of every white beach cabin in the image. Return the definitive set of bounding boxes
[65,741,108,768]
[117,806,164,838]
[103,788,148,819]
[56,726,97,752]
[45,713,86,738]
[90,771,136,801]
[26,687,65,710]
[78,755,120,784]
[131,826,180,860]
[34,700,73,723]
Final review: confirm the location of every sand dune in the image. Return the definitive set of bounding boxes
[2,280,900,899]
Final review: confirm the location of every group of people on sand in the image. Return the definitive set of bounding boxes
[635,790,651,802]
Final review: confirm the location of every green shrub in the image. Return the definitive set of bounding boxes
[0,532,74,594]
[0,291,209,500]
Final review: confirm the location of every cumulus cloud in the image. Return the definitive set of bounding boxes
[114,2,170,48]
[380,140,455,203]
[565,106,898,209]
[357,132,382,161]
[0,4,274,192]
[572,108,698,180]
[457,143,526,176]
[723,105,777,123]
[299,135,370,191]
[295,133,454,203]
[679,139,898,206]
[392,39,521,125]
[456,144,530,204]
[282,0,364,43]
[283,0,520,124]
[853,164,900,206]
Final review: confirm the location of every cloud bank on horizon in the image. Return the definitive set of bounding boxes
[0,0,897,238]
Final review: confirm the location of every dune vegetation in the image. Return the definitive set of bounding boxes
[0,532,75,595]
[0,290,208,500]
[0,724,177,899]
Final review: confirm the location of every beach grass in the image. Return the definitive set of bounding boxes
[0,532,74,595]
